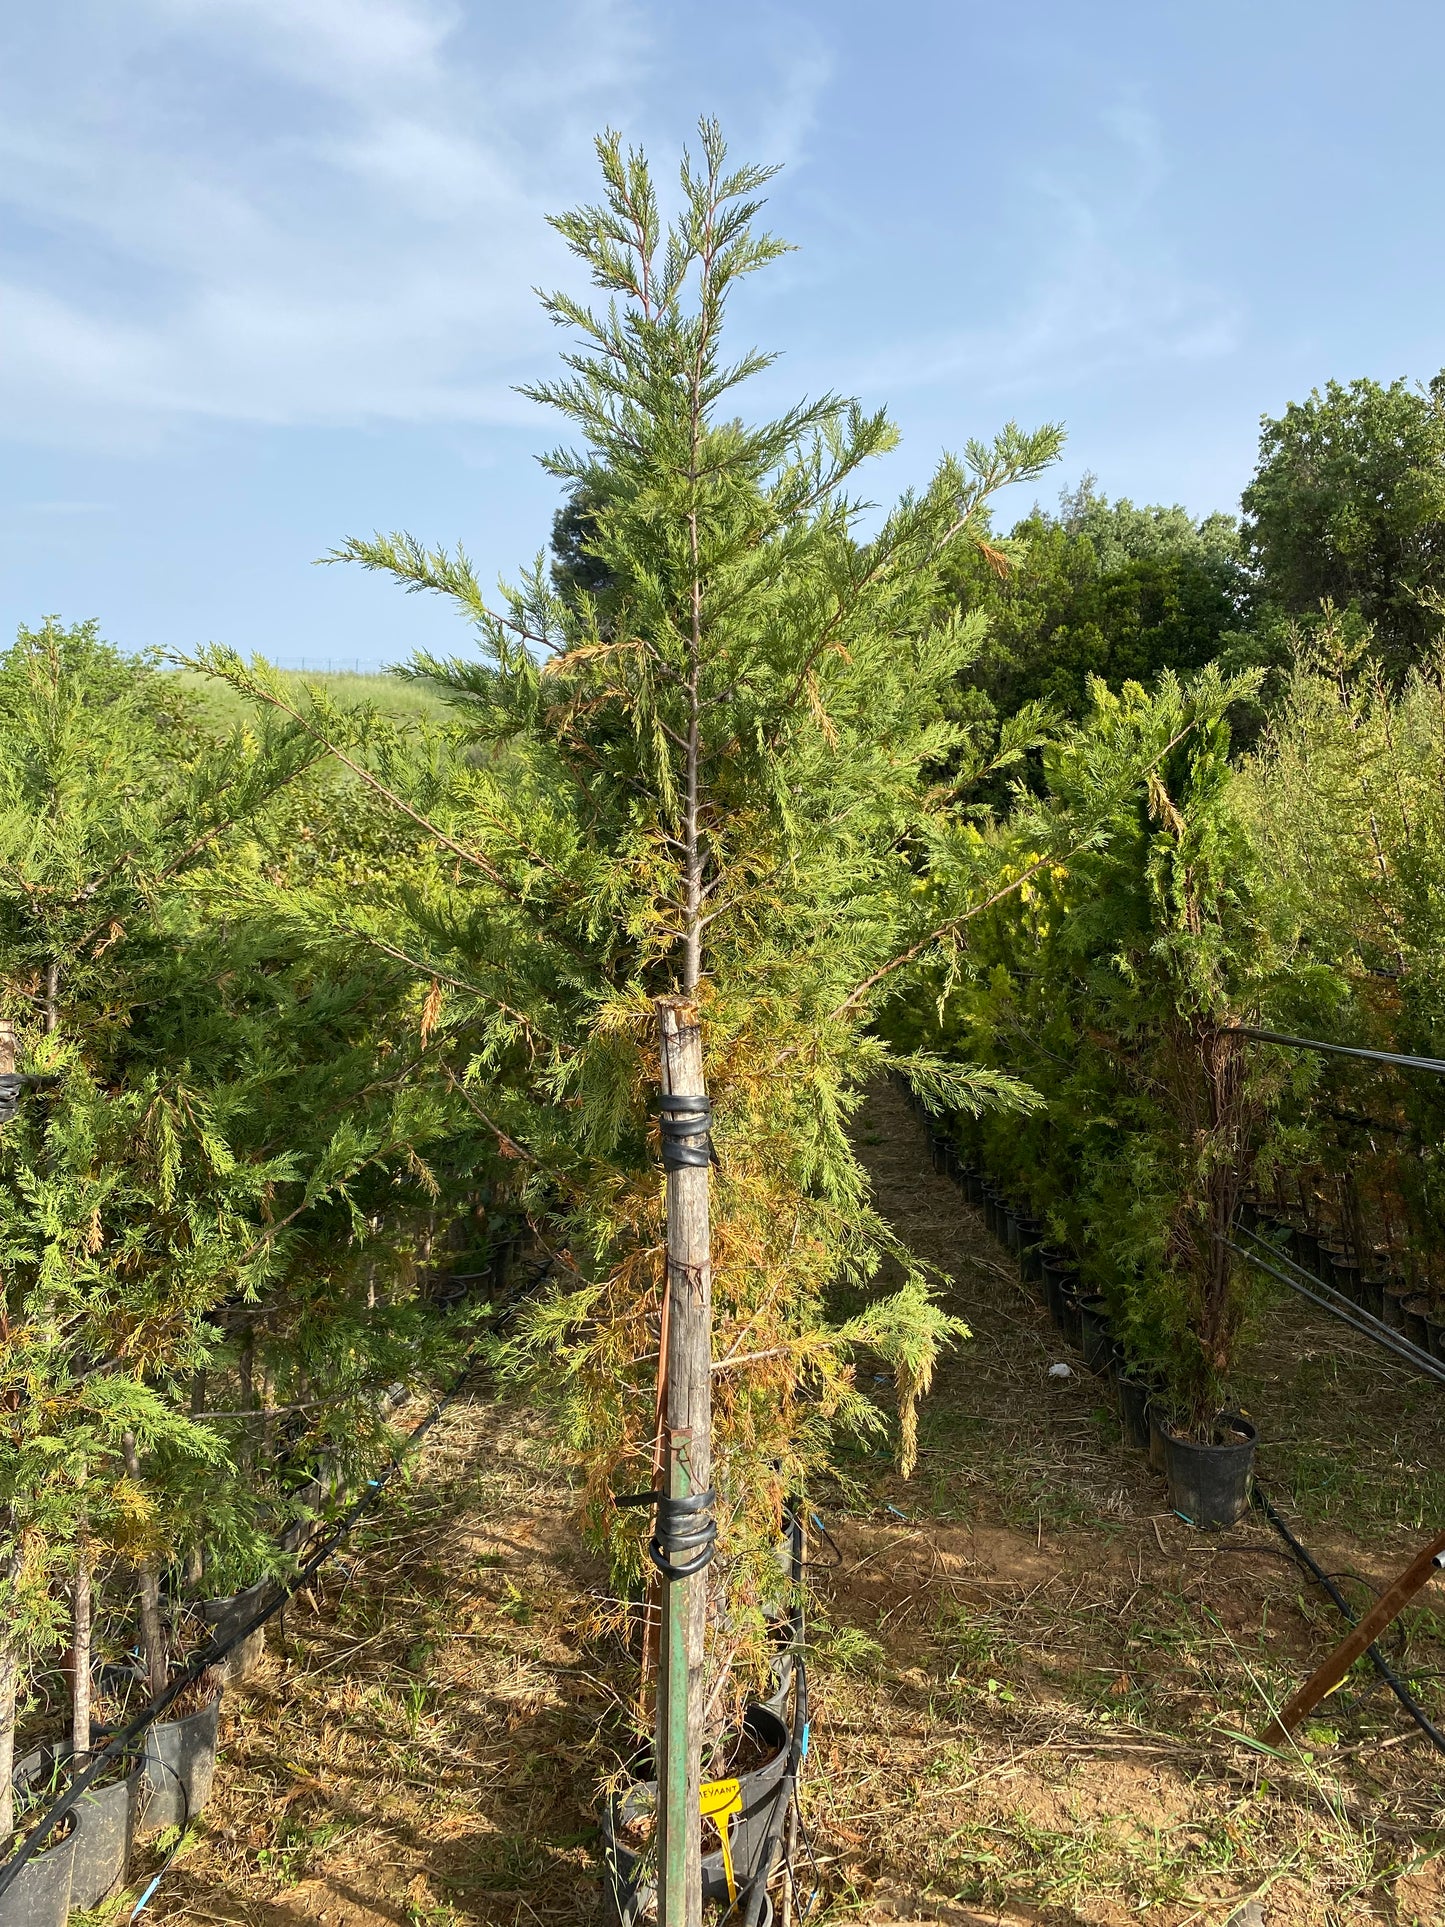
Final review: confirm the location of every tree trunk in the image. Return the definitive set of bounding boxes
[0,1547,20,1843]
[238,1330,256,1475]
[122,1431,168,1699]
[71,1529,92,1756]
[656,998,712,1927]
[184,1373,207,1586]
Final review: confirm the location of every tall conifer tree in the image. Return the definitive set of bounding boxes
[201,124,1063,1689]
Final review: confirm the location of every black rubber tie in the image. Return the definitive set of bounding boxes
[615,1484,718,1579]
[659,1092,713,1171]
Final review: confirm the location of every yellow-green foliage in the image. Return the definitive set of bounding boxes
[193,126,1071,1653]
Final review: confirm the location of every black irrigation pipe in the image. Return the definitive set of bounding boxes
[0,1332,496,1904]
[1228,1025,1445,1079]
[1251,1483,1445,1757]
[1222,1229,1445,1387]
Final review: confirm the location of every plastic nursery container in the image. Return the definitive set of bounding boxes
[1016,1221,1046,1286]
[1116,1376,1152,1452]
[1288,1222,1320,1273]
[1162,1414,1258,1528]
[141,1695,222,1834]
[0,1817,77,1927]
[1078,1299,1113,1376]
[602,1703,790,1925]
[1328,1249,1363,1303]
[1057,1282,1084,1353]
[1356,1273,1388,1321]
[1402,1294,1434,1355]
[197,1579,269,1684]
[1042,1259,1080,1344]
[1146,1399,1170,1474]
[13,1743,145,1912]
[1382,1279,1412,1331]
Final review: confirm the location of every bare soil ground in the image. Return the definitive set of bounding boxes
[132,1080,1445,1927]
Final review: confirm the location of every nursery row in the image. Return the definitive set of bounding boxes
[0,625,520,1901]
[887,633,1445,1455]
[907,1085,1258,1528]
[0,1253,514,1927]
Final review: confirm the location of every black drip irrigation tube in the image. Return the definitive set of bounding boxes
[0,1305,510,1910]
[1250,1483,1445,1757]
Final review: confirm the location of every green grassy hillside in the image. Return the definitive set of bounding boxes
[172,664,455,730]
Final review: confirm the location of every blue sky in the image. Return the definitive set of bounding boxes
[4,0,1443,669]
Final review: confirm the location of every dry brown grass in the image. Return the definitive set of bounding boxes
[95,1079,1445,1927]
[125,1398,629,1927]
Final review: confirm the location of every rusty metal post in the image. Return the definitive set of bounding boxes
[1262,1527,1445,1745]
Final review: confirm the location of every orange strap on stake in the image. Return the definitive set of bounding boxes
[1262,1526,1445,1746]
[699,1776,743,1904]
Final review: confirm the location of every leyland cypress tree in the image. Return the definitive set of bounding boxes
[0,623,484,1831]
[200,124,1061,1691]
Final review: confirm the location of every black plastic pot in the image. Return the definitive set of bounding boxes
[1117,1377,1152,1451]
[1288,1223,1319,1272]
[1327,1250,1363,1303]
[928,1132,948,1176]
[1146,1399,1169,1473]
[1383,1279,1412,1330]
[602,1703,789,1924]
[0,1815,76,1927]
[198,1579,269,1683]
[1162,1414,1258,1528]
[1041,1255,1075,1314]
[69,1754,143,1909]
[981,1187,1002,1240]
[1057,1284,1083,1352]
[1402,1294,1433,1353]
[961,1167,983,1206]
[1078,1299,1112,1375]
[1357,1273,1388,1321]
[140,1695,222,1834]
[1003,1208,1022,1252]
[1017,1224,1046,1286]
[277,1473,330,1555]
[14,1742,144,1911]
[1425,1307,1445,1363]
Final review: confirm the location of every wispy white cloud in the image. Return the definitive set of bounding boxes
[851,100,1242,406]
[0,0,655,446]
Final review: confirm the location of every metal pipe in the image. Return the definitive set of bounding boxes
[1226,1026,1445,1078]
[1222,1232,1445,1385]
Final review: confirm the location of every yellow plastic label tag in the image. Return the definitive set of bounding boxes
[698,1776,744,1901]
[698,1777,741,1815]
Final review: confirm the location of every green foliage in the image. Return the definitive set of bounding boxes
[940,478,1250,729]
[893,665,1292,1428]
[0,619,498,1750]
[1243,373,1445,683]
[1239,619,1445,1273]
[194,123,1082,1632]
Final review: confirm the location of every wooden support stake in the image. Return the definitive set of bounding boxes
[1262,1526,1445,1746]
[655,998,712,1927]
[0,1022,18,1842]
